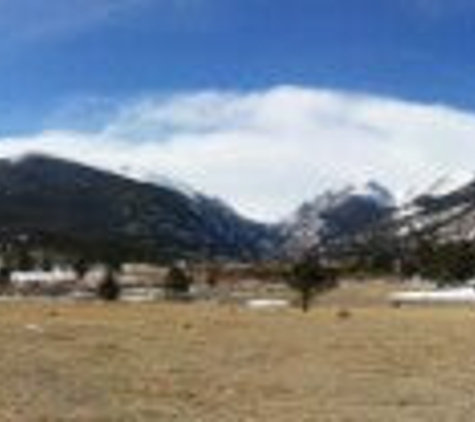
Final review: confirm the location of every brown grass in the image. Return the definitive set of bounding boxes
[0,283,474,421]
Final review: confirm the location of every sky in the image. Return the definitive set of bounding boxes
[1,0,475,220]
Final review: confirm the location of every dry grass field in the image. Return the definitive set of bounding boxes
[0,282,475,421]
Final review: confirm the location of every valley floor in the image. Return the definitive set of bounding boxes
[0,282,474,421]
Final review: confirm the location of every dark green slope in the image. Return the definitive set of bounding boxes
[0,154,275,263]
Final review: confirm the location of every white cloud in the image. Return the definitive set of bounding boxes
[1,85,475,221]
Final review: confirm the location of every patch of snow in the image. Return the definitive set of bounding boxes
[390,287,475,304]
[11,269,77,285]
[246,298,290,309]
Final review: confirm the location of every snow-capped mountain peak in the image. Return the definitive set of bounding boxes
[280,181,395,257]
[349,181,395,208]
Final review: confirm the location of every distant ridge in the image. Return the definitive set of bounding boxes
[0,153,275,262]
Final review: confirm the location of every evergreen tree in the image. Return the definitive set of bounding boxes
[164,263,193,300]
[286,252,338,312]
[415,240,475,287]
[97,267,121,301]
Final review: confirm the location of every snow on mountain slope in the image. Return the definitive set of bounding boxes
[281,182,394,256]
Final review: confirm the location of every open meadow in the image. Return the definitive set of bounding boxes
[1,282,475,421]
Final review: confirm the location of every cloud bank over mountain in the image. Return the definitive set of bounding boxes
[1,85,474,221]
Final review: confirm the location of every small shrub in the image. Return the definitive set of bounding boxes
[73,258,90,280]
[97,268,121,301]
[164,264,193,300]
[0,266,11,291]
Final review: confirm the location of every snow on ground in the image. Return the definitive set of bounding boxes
[390,285,475,304]
[246,298,290,310]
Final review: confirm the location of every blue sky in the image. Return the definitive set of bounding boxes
[2,0,475,219]
[2,0,475,133]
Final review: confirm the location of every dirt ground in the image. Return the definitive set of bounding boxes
[0,282,475,421]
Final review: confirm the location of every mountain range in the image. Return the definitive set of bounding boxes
[0,153,469,265]
[0,154,276,263]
